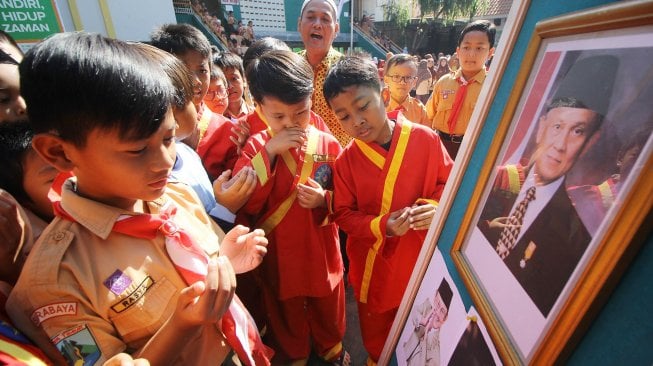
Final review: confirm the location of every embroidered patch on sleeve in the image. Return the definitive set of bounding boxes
[52,324,101,366]
[103,269,133,295]
[110,276,154,313]
[31,302,78,326]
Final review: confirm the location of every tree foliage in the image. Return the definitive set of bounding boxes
[382,0,487,53]
[418,0,486,22]
[382,0,410,28]
[383,0,487,25]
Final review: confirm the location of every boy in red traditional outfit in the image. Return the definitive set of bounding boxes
[233,50,349,365]
[324,56,453,365]
[7,32,271,366]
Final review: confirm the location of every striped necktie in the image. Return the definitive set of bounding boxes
[496,186,536,259]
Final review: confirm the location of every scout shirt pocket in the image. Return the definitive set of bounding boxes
[436,89,455,112]
[108,274,177,345]
[433,89,455,130]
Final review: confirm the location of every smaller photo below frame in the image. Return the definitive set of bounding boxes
[445,307,502,366]
[395,248,467,366]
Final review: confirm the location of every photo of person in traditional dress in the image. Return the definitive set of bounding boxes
[402,279,453,366]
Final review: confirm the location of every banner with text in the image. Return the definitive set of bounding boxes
[0,0,62,42]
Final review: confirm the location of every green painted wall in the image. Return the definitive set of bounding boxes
[285,0,351,33]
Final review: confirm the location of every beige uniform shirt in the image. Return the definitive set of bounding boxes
[425,68,487,135]
[7,179,230,365]
[386,96,430,127]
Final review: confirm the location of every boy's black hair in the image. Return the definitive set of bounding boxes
[323,56,381,106]
[150,23,212,58]
[0,48,18,65]
[0,30,21,53]
[0,120,33,205]
[384,53,415,75]
[131,43,194,109]
[209,50,228,82]
[458,19,496,48]
[19,32,175,147]
[213,51,245,78]
[246,50,313,105]
[242,37,290,72]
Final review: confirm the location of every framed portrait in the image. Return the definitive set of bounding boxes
[450,1,653,364]
[381,1,653,365]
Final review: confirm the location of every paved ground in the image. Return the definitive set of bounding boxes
[306,282,368,365]
[343,283,368,365]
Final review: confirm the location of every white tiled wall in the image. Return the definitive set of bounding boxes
[238,0,287,31]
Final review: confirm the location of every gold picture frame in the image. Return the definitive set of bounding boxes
[450,1,653,364]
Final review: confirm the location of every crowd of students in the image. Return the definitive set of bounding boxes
[191,0,256,57]
[0,0,498,364]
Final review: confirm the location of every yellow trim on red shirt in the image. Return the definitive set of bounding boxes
[360,121,412,302]
[251,152,268,185]
[197,104,214,141]
[259,127,320,234]
[354,140,385,170]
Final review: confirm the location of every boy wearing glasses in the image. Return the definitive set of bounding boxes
[383,54,430,127]
[425,20,495,159]
[203,54,229,116]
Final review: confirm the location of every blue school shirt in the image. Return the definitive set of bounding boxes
[171,142,236,223]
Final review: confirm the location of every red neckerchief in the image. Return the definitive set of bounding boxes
[446,76,473,133]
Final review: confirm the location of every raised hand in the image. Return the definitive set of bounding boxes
[408,203,437,230]
[230,118,251,156]
[171,257,236,328]
[220,225,268,274]
[297,177,326,209]
[213,167,257,213]
[264,127,306,163]
[386,207,411,237]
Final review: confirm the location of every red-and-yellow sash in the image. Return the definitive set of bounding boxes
[598,179,616,209]
[355,121,412,303]
[258,126,320,234]
[506,164,522,195]
[197,105,214,141]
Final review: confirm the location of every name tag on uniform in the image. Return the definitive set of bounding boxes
[312,154,335,162]
[110,276,155,313]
